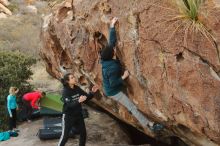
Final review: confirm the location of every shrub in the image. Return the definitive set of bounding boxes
[0,51,36,131]
[166,0,215,46]
[7,3,19,13]
[177,0,203,21]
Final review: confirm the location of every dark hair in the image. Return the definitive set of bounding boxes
[100,45,114,61]
[61,73,72,87]
[94,31,113,60]
[94,32,108,48]
[42,92,46,96]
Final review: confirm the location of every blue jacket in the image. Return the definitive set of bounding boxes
[101,27,124,96]
[108,27,117,49]
[7,94,17,117]
[101,59,123,96]
[0,132,10,141]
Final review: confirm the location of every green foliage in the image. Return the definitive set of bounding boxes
[7,3,19,12]
[0,51,36,131]
[167,0,215,46]
[178,0,203,21]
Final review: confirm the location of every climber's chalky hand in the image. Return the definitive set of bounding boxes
[110,17,118,27]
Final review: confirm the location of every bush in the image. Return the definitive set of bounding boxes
[0,51,36,131]
[167,0,215,46]
[177,0,203,21]
[7,3,19,13]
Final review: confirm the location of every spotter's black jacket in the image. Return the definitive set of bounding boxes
[61,85,94,117]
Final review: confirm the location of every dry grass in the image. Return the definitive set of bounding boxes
[0,0,62,92]
[0,14,42,56]
[0,0,52,57]
[30,61,62,93]
[174,0,215,46]
[149,0,216,47]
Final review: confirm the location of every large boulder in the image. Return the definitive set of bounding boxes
[40,0,220,145]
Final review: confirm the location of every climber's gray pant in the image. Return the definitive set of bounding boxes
[111,91,151,127]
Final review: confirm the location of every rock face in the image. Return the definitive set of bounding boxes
[40,0,220,145]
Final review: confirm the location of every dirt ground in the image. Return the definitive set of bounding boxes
[1,106,145,146]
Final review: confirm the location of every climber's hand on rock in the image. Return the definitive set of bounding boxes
[92,85,99,93]
[78,95,87,103]
[110,17,118,28]
[122,70,129,80]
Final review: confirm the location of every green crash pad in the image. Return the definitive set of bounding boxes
[40,94,63,112]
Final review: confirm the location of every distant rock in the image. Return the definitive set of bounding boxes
[0,12,7,18]
[0,0,10,6]
[24,5,38,14]
[24,0,35,5]
[0,3,12,15]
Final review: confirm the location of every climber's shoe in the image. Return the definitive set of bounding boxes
[148,123,164,132]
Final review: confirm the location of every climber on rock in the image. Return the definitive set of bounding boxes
[96,17,164,132]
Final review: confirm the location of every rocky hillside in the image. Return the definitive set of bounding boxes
[0,0,51,55]
[40,0,220,145]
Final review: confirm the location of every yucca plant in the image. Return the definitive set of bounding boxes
[165,0,216,47]
[178,0,203,21]
[148,0,216,48]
